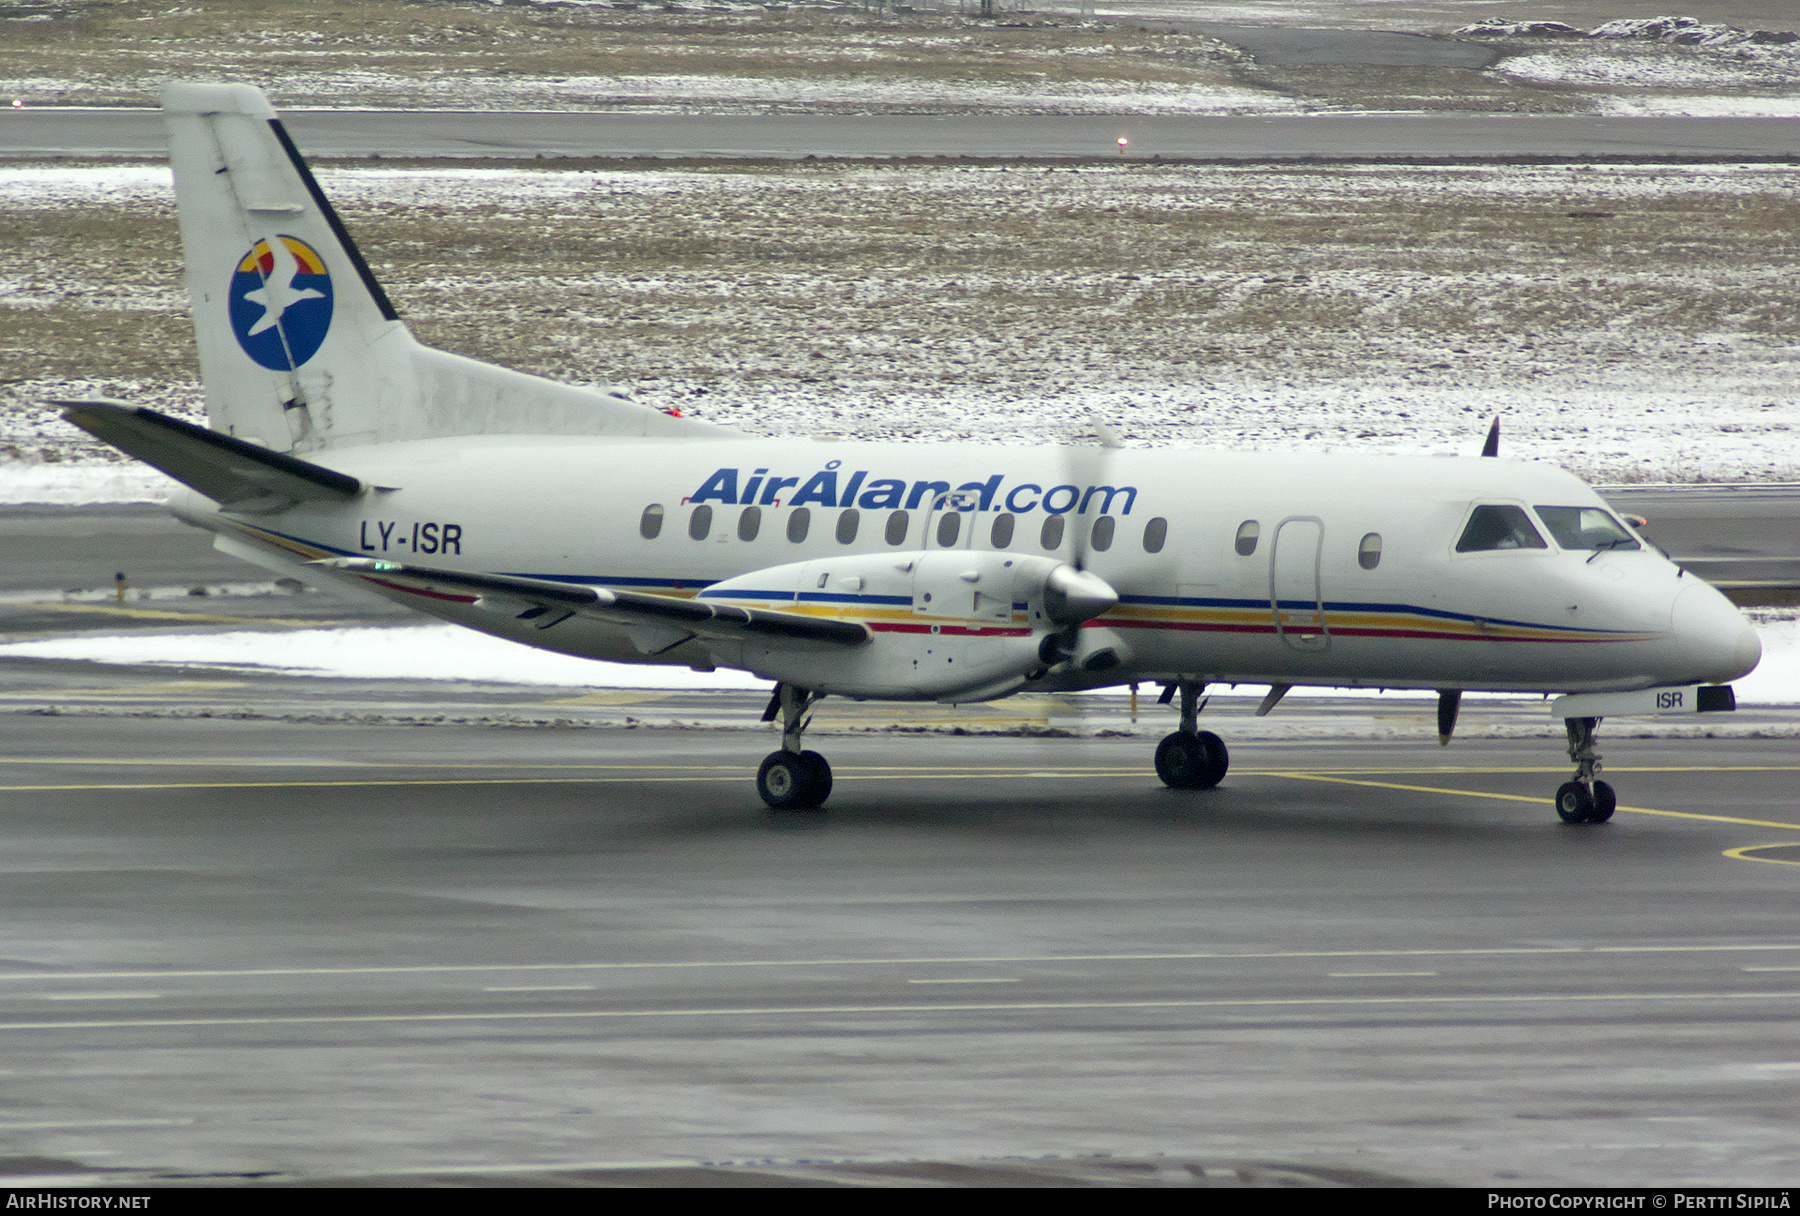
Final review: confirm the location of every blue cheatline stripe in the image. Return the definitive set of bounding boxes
[509,573,720,590]
[1117,592,1624,637]
[698,586,795,602]
[796,592,913,606]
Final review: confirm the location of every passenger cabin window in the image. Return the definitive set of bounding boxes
[1142,516,1167,554]
[990,513,1015,549]
[1456,504,1546,552]
[936,512,961,548]
[688,505,712,541]
[1090,516,1115,552]
[885,510,909,546]
[1534,506,1641,552]
[737,506,761,542]
[1235,520,1259,556]
[1358,532,1382,570]
[836,509,860,544]
[1041,515,1066,550]
[640,504,664,540]
[787,508,811,544]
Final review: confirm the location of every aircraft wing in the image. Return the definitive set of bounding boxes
[314,557,871,649]
[61,401,363,512]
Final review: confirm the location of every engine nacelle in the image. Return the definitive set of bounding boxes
[697,549,1117,701]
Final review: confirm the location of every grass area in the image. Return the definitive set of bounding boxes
[3,159,1799,480]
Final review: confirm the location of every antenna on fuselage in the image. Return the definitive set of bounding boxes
[1480,416,1501,458]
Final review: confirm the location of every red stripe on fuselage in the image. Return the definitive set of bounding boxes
[364,576,479,605]
[868,622,1031,638]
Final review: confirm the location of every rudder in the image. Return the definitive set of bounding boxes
[164,82,411,453]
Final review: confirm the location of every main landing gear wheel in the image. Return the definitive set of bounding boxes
[757,750,831,811]
[1155,730,1229,791]
[757,684,833,810]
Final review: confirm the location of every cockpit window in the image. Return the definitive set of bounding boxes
[1456,504,1547,553]
[1534,506,1641,552]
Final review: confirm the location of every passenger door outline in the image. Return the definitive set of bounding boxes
[1270,515,1330,652]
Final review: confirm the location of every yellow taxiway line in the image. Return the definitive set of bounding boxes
[0,989,1795,1034]
[1271,771,1800,834]
[1723,843,1800,867]
[0,761,1793,857]
[1,941,1796,985]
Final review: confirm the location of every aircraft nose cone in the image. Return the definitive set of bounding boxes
[1672,582,1761,684]
[1043,565,1119,626]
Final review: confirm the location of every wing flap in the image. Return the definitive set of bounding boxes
[317,558,870,648]
[60,401,363,512]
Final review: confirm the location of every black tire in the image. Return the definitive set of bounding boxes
[1195,730,1230,787]
[797,750,833,809]
[1589,780,1616,824]
[1156,732,1226,791]
[1555,780,1596,824]
[757,751,813,810]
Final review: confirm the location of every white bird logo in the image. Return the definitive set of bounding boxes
[240,237,324,337]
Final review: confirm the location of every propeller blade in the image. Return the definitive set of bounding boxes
[1059,413,1121,571]
[1480,416,1500,458]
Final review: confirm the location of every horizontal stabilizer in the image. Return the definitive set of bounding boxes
[60,401,362,512]
[316,558,871,649]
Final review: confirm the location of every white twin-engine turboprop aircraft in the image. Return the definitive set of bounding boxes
[65,84,1762,821]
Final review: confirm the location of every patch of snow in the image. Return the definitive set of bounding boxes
[0,71,1299,118]
[1457,21,1585,39]
[0,462,178,504]
[0,624,770,689]
[1597,95,1800,117]
[1499,48,1800,90]
[1736,613,1800,705]
[0,165,173,205]
[473,73,1308,116]
[1589,17,1797,48]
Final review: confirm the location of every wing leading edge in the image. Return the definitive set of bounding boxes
[316,557,871,650]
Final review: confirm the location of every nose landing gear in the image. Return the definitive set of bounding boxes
[757,683,832,810]
[1154,679,1230,790]
[1555,716,1616,824]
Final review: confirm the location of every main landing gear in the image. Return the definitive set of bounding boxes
[757,683,833,810]
[1555,715,1616,825]
[1154,680,1229,791]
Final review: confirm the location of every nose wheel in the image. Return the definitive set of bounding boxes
[757,684,832,810]
[1555,717,1615,824]
[1154,680,1230,790]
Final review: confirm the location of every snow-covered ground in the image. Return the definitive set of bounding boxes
[6,162,1800,492]
[0,616,1792,704]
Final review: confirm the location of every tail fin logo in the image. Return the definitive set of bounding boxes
[228,235,334,371]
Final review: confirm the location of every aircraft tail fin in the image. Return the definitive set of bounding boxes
[161,82,725,454]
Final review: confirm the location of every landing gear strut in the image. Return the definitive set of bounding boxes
[1154,679,1229,790]
[1555,715,1616,825]
[757,683,832,810]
